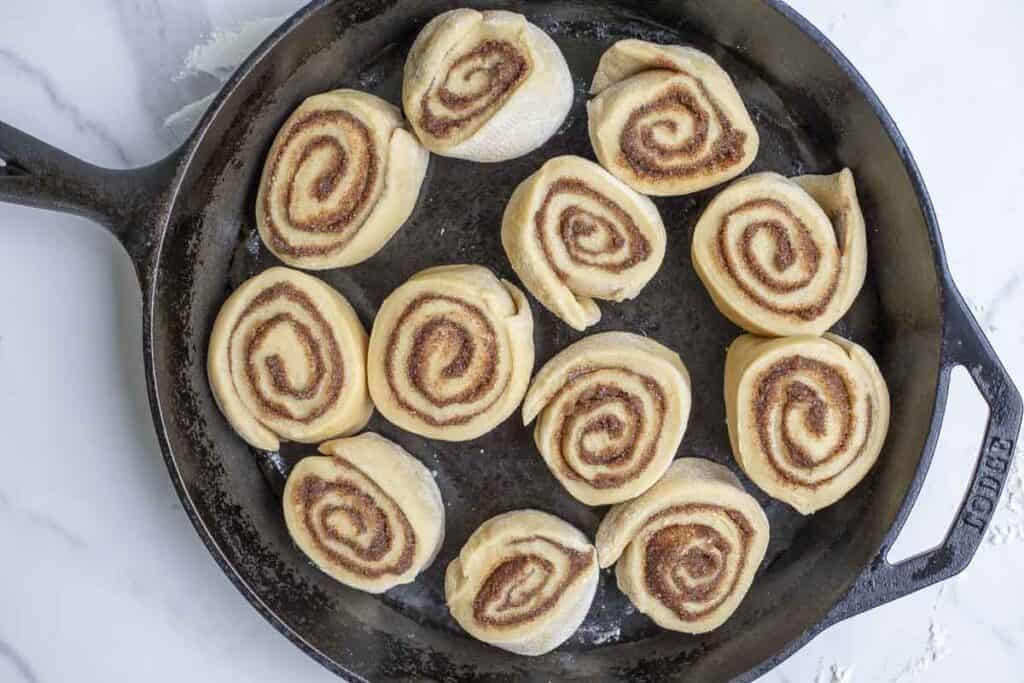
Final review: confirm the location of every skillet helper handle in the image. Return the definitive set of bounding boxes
[826,285,1022,625]
[0,120,180,268]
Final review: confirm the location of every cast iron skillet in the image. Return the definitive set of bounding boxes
[1,1,1020,680]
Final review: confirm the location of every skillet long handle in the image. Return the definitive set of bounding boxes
[0,121,181,272]
[825,283,1022,625]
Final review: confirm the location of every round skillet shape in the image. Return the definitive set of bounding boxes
[0,1,1020,681]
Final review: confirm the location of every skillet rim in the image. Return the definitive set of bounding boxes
[139,1,956,680]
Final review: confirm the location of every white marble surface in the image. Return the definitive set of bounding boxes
[0,1,1021,681]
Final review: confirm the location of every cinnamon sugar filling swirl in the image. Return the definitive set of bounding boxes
[588,40,759,196]
[403,9,572,162]
[207,267,372,450]
[283,433,444,593]
[502,155,667,331]
[522,332,691,505]
[596,458,769,633]
[367,265,534,441]
[256,90,428,269]
[693,169,868,336]
[446,510,598,655]
[725,333,890,514]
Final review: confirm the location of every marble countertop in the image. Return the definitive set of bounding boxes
[1,1,1021,681]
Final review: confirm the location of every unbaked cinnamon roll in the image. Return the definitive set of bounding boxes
[502,155,667,331]
[402,8,573,162]
[283,432,444,593]
[596,458,769,633]
[587,40,759,196]
[446,509,598,655]
[207,267,372,450]
[725,333,890,514]
[256,89,429,269]
[367,265,534,441]
[522,332,691,505]
[692,169,868,336]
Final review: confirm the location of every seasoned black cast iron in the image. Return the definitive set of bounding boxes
[1,1,1020,681]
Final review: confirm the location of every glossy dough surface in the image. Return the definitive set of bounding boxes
[445,509,598,655]
[367,265,534,441]
[283,433,444,593]
[207,267,372,450]
[587,40,759,196]
[692,169,868,336]
[402,8,573,162]
[725,333,890,514]
[256,89,429,269]
[502,155,667,330]
[596,458,769,633]
[523,332,691,505]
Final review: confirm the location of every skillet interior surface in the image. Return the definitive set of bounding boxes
[148,1,944,680]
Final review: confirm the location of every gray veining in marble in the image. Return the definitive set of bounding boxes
[0,639,39,683]
[0,47,132,164]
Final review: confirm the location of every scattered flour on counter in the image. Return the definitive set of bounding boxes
[164,16,287,134]
[815,659,855,683]
[985,447,1024,546]
[891,585,953,682]
[925,621,951,665]
[894,618,951,681]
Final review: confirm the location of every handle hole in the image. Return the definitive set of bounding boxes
[888,366,990,563]
[0,156,29,177]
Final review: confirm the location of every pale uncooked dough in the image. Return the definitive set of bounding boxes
[725,333,890,514]
[596,458,769,633]
[283,432,444,593]
[402,8,572,162]
[256,89,428,269]
[692,169,868,336]
[445,509,598,655]
[587,40,759,196]
[522,331,691,505]
[367,265,534,441]
[207,266,372,450]
[502,155,667,331]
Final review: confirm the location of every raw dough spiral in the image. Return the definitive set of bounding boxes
[283,432,444,593]
[402,8,573,162]
[367,265,534,441]
[256,89,429,269]
[596,458,769,633]
[502,155,667,330]
[725,333,890,514]
[522,332,691,505]
[446,509,598,655]
[692,169,868,336]
[587,40,759,196]
[207,267,372,450]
